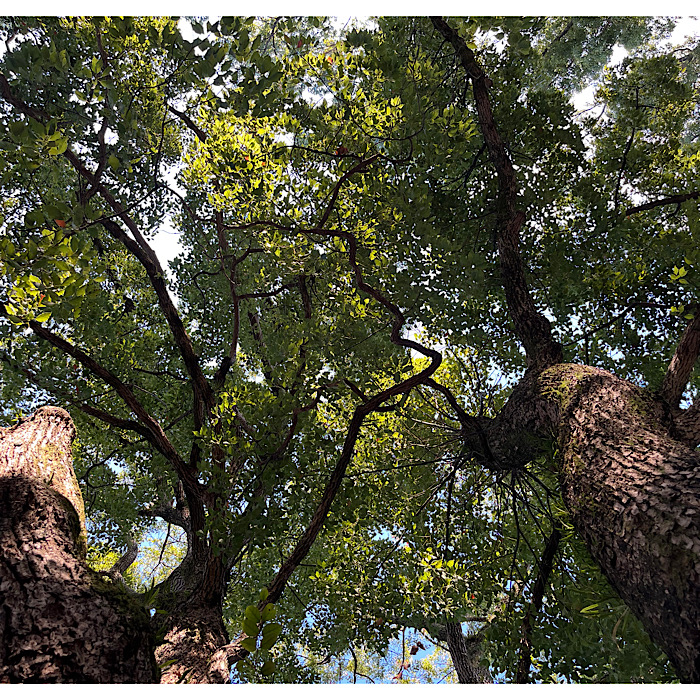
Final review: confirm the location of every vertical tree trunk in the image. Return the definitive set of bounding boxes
[445,622,490,683]
[0,406,159,682]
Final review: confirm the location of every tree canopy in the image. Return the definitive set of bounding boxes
[1,16,699,683]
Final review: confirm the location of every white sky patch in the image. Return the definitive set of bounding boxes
[150,224,183,269]
[572,17,700,111]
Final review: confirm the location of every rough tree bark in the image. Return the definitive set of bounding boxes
[444,622,490,683]
[461,364,700,683]
[0,406,159,682]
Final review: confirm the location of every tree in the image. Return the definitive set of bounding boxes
[1,15,698,683]
[0,406,158,681]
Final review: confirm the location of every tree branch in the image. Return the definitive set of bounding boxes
[106,536,138,579]
[614,129,635,211]
[139,505,190,532]
[168,104,209,143]
[0,347,152,440]
[27,320,205,524]
[0,70,214,438]
[661,312,700,408]
[68,171,215,432]
[430,17,562,371]
[626,191,700,216]
[516,527,561,683]
[445,622,488,683]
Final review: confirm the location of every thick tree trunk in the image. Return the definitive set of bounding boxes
[149,535,231,683]
[154,602,230,683]
[0,407,159,682]
[465,364,700,682]
[554,366,700,683]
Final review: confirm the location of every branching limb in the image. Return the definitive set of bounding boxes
[0,347,152,440]
[0,74,215,437]
[222,236,444,669]
[316,154,381,230]
[27,320,205,527]
[430,17,562,371]
[68,175,215,431]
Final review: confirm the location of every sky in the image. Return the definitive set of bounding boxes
[18,3,700,14]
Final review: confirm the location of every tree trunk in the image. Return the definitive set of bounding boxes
[151,553,231,683]
[444,622,490,683]
[154,601,230,683]
[464,364,700,682]
[0,407,159,682]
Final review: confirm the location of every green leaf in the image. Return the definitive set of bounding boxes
[242,617,259,637]
[108,154,120,170]
[259,622,282,651]
[240,636,257,653]
[261,603,276,622]
[260,660,275,676]
[245,604,261,623]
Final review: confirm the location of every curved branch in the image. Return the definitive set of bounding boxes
[139,505,190,532]
[220,231,444,668]
[430,17,562,371]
